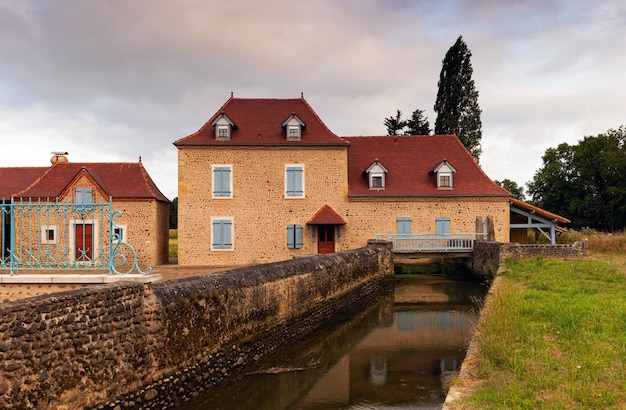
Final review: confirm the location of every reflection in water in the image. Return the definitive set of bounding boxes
[179,275,486,410]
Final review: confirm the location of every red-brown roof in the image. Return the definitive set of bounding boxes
[0,167,48,199]
[174,97,349,147]
[307,204,347,225]
[0,162,169,202]
[344,135,511,197]
[510,197,570,224]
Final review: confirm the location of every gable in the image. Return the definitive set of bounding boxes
[344,135,510,197]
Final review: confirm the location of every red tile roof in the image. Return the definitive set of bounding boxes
[174,97,349,147]
[510,197,570,224]
[0,162,169,202]
[0,167,48,199]
[344,135,511,197]
[307,204,347,225]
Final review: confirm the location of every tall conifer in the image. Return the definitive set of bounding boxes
[434,35,483,161]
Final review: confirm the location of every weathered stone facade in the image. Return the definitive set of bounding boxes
[178,145,350,265]
[0,243,392,409]
[178,145,511,266]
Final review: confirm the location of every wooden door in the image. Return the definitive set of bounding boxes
[317,225,335,254]
[75,223,93,261]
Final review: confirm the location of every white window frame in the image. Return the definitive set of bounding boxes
[216,124,230,140]
[112,225,127,242]
[287,125,301,141]
[437,172,453,189]
[41,225,57,244]
[285,164,305,198]
[369,173,385,189]
[211,217,234,251]
[212,164,233,198]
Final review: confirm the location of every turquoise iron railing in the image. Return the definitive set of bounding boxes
[1,197,151,276]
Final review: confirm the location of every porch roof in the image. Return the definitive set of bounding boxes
[307,204,347,225]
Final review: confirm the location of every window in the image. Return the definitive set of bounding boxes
[370,174,384,189]
[217,125,230,139]
[397,217,412,235]
[74,187,93,205]
[211,218,233,250]
[438,173,452,189]
[436,217,451,236]
[282,114,305,141]
[41,226,57,244]
[433,160,456,190]
[366,161,388,190]
[287,224,303,249]
[211,114,236,140]
[212,165,232,198]
[285,165,304,197]
[112,225,127,242]
[288,125,301,140]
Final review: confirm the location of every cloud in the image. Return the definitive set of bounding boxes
[1,0,625,200]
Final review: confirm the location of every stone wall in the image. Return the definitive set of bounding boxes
[0,242,392,409]
[472,240,589,277]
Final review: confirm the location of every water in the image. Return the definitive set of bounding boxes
[179,275,487,410]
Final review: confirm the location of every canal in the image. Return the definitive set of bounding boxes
[178,274,487,409]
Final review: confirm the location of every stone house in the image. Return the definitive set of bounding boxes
[0,154,170,271]
[174,95,566,266]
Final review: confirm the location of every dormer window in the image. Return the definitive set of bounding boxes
[366,160,389,190]
[432,160,456,190]
[282,114,305,141]
[211,114,236,141]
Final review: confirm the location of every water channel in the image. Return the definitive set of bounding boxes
[179,274,488,410]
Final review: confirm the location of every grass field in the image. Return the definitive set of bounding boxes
[457,232,626,409]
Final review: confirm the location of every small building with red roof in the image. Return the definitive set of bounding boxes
[1,154,170,271]
[174,95,567,266]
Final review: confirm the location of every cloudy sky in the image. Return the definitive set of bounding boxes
[2,0,625,200]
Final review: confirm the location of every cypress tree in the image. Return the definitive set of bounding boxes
[434,35,483,161]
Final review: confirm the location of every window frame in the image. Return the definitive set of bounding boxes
[112,225,127,242]
[211,217,234,251]
[212,164,233,198]
[438,172,453,189]
[285,164,305,198]
[287,125,301,141]
[216,124,230,140]
[41,225,57,244]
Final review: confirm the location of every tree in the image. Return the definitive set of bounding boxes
[495,179,525,201]
[527,126,626,231]
[405,109,431,135]
[434,35,483,161]
[169,197,178,229]
[384,109,407,136]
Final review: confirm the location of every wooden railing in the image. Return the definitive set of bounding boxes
[374,233,486,253]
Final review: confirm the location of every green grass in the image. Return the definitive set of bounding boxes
[169,229,178,258]
[463,255,626,409]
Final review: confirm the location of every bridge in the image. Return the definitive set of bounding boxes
[374,233,486,253]
[374,233,486,265]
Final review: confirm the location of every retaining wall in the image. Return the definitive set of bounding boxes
[472,240,588,278]
[0,241,393,409]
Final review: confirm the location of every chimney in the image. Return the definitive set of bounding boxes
[51,152,69,165]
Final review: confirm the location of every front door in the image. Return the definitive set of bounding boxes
[75,223,93,261]
[317,225,335,254]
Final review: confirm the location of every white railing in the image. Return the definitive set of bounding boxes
[374,233,486,253]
